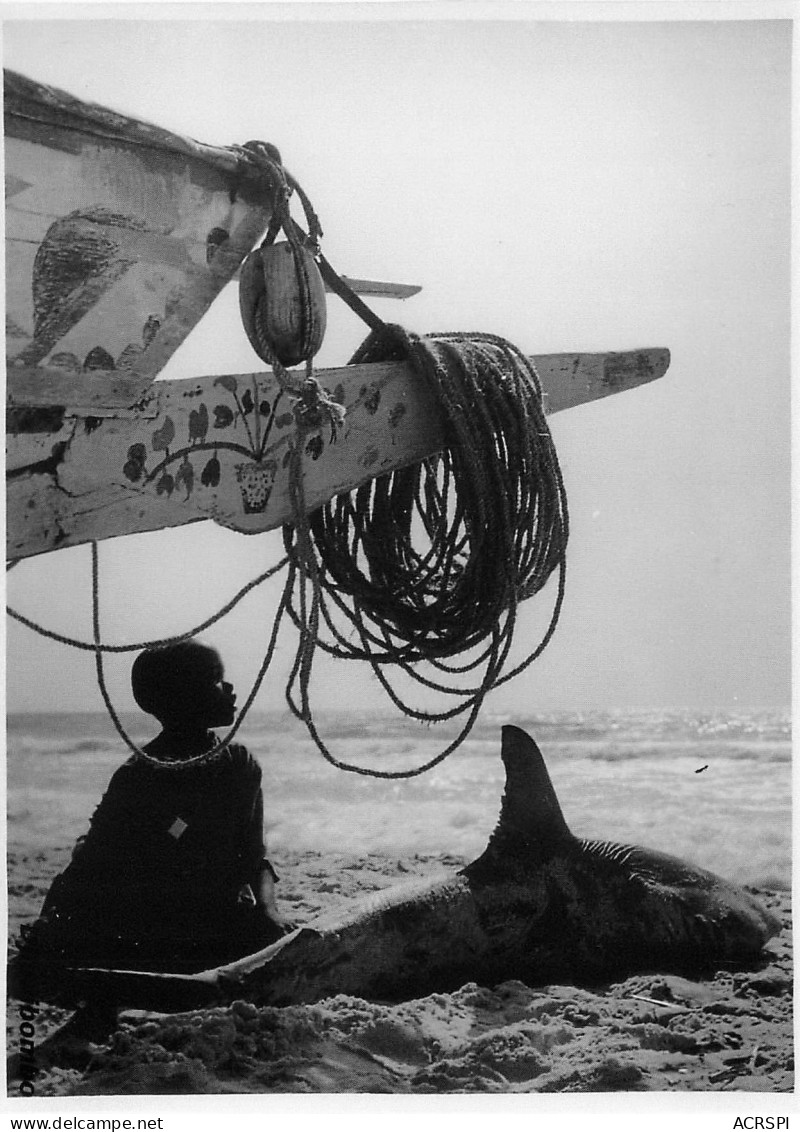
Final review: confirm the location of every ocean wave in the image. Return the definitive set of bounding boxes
[575,741,791,765]
[8,736,142,760]
[7,710,791,768]
[281,708,792,748]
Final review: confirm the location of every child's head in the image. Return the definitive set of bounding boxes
[131,642,236,730]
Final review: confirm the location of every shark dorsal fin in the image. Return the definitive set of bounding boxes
[464,725,573,877]
[497,724,572,844]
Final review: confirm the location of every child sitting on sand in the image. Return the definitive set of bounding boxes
[15,641,290,987]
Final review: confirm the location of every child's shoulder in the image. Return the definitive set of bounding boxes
[224,740,253,765]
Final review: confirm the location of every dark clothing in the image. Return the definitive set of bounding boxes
[18,740,282,979]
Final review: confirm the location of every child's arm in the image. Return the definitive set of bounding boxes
[254,862,295,932]
[256,866,280,919]
[241,752,295,931]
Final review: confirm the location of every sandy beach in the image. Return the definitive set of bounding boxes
[6,847,792,1097]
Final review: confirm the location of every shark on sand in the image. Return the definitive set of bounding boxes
[19,724,779,1014]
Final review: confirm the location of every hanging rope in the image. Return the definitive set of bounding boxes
[90,540,294,771]
[6,555,289,652]
[308,326,567,661]
[281,436,499,779]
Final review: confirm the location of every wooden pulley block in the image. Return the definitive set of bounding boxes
[239,241,327,367]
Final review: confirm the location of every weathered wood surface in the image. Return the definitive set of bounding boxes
[4,69,278,386]
[6,349,670,560]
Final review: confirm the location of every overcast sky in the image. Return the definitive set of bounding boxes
[4,12,792,716]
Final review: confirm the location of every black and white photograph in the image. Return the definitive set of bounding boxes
[4,3,793,1114]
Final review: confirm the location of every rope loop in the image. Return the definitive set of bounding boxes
[89,541,292,771]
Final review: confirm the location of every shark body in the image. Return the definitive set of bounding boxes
[12,725,780,1011]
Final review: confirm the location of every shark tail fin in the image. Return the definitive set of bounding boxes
[464,725,573,877]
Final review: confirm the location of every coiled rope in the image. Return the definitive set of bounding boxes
[7,145,569,777]
[303,325,567,666]
[276,324,569,777]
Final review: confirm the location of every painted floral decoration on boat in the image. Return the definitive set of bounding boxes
[120,373,335,514]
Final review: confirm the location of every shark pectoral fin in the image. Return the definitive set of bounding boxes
[464,725,575,878]
[206,925,307,983]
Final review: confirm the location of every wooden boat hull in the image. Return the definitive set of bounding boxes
[5,69,277,388]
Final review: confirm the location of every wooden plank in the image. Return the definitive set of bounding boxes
[6,348,670,560]
[334,277,422,300]
[539,349,672,414]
